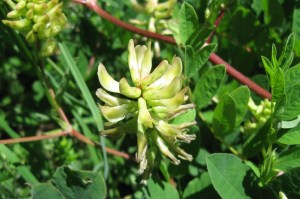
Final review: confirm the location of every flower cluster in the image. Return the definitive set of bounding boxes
[130,0,176,56]
[96,39,196,183]
[243,98,272,134]
[2,0,67,56]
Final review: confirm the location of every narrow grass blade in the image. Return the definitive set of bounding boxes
[59,42,109,178]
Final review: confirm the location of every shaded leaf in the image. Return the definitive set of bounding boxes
[32,183,64,199]
[277,122,300,145]
[212,94,236,137]
[279,84,300,120]
[230,86,250,127]
[263,0,284,27]
[243,120,272,157]
[285,63,300,92]
[193,65,225,109]
[145,178,179,199]
[268,167,300,198]
[292,6,300,56]
[276,147,300,171]
[50,166,107,199]
[172,108,196,124]
[179,3,199,46]
[183,172,220,199]
[185,44,217,78]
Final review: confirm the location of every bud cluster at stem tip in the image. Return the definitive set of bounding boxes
[243,98,273,133]
[130,0,177,56]
[2,0,67,56]
[96,39,196,184]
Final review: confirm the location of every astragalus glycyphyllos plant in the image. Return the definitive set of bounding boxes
[2,0,67,56]
[96,39,196,183]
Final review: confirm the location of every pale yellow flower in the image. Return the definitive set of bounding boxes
[97,39,196,183]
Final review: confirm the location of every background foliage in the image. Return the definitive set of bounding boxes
[1,0,300,198]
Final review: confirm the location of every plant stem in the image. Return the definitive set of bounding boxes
[0,131,69,144]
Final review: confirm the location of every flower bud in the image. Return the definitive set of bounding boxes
[279,191,288,199]
[41,38,56,57]
[3,0,67,56]
[16,0,26,11]
[26,30,37,43]
[2,19,31,31]
[7,10,25,18]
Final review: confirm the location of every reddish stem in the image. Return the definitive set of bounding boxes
[78,0,175,44]
[0,131,69,144]
[0,129,135,161]
[74,0,272,99]
[209,53,272,99]
[72,129,135,160]
[48,88,71,126]
[206,11,225,44]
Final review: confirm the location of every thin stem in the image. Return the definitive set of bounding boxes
[0,131,69,144]
[33,47,72,128]
[206,11,225,44]
[74,0,175,44]
[0,129,135,161]
[74,0,272,100]
[209,53,272,99]
[71,129,135,161]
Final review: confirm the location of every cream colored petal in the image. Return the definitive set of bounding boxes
[96,88,130,106]
[173,146,193,161]
[97,63,120,93]
[143,77,182,100]
[142,60,169,87]
[138,145,157,183]
[162,134,193,161]
[147,57,182,90]
[156,120,196,143]
[128,39,140,85]
[135,45,147,73]
[147,87,188,109]
[140,42,153,79]
[150,130,180,165]
[99,103,135,123]
[167,104,195,120]
[138,98,153,128]
[136,122,148,163]
[119,78,141,98]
